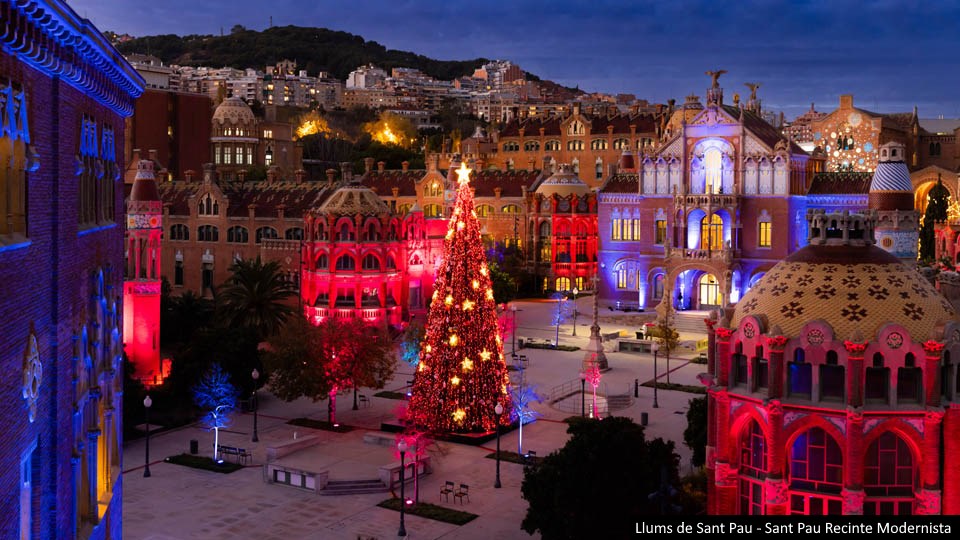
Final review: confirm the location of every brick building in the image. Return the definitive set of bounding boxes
[125,88,212,182]
[0,1,142,538]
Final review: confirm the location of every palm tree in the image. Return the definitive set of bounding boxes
[218,257,296,341]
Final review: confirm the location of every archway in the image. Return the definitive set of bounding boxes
[698,273,722,309]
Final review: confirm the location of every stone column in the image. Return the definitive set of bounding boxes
[923,340,945,408]
[842,407,864,515]
[923,410,944,492]
[87,429,101,523]
[943,404,960,514]
[766,336,787,399]
[716,327,733,387]
[764,400,788,514]
[705,318,717,377]
[844,340,867,408]
[714,461,739,515]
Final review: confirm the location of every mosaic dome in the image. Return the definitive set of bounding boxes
[869,143,913,211]
[318,183,390,216]
[732,244,956,341]
[535,164,589,198]
[212,97,256,125]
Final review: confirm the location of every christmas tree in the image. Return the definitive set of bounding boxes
[408,162,513,433]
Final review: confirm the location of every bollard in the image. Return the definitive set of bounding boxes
[634,378,639,398]
[641,412,649,426]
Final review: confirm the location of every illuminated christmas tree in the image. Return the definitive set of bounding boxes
[408,162,512,433]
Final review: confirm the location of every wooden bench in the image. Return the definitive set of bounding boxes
[217,444,251,465]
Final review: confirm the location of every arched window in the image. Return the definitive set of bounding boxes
[698,273,722,307]
[864,432,916,515]
[789,347,812,398]
[476,205,494,217]
[336,224,356,241]
[170,224,190,241]
[335,255,356,271]
[227,226,248,243]
[652,273,665,299]
[398,204,412,215]
[501,204,521,214]
[820,350,844,400]
[362,254,380,270]
[538,221,551,263]
[502,141,519,152]
[590,139,608,150]
[315,222,328,241]
[613,138,630,150]
[285,227,304,240]
[425,181,443,198]
[315,253,328,269]
[897,353,922,403]
[838,133,854,151]
[199,194,219,216]
[567,120,584,136]
[789,428,843,515]
[386,255,396,270]
[866,353,890,403]
[704,148,723,193]
[738,421,766,515]
[362,225,381,242]
[700,214,724,250]
[595,159,603,180]
[567,140,584,151]
[255,226,279,243]
[198,225,219,242]
[545,140,561,151]
[556,277,571,291]
[524,141,540,152]
[423,204,443,218]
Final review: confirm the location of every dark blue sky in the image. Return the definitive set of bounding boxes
[72,0,960,119]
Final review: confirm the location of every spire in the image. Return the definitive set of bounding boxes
[582,275,609,371]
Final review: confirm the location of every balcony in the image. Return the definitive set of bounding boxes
[666,246,740,262]
[675,193,739,208]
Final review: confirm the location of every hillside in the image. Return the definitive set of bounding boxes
[116,25,488,81]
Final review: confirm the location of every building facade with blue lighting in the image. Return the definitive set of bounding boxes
[0,1,143,538]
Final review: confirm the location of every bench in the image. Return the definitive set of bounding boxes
[217,444,252,465]
[618,339,653,354]
[265,434,321,462]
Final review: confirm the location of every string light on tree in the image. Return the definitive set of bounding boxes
[407,161,513,433]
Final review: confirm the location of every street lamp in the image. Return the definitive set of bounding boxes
[571,288,579,336]
[580,375,586,417]
[251,368,260,443]
[143,395,153,478]
[510,304,518,355]
[398,439,408,538]
[651,341,660,409]
[494,402,504,488]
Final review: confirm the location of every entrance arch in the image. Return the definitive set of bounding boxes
[699,273,722,308]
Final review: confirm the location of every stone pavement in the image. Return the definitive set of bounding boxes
[123,297,707,539]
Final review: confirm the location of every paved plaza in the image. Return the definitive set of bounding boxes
[123,298,706,539]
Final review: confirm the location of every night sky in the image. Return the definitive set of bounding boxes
[72,0,960,119]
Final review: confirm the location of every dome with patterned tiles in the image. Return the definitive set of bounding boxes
[732,210,956,340]
[869,141,913,211]
[213,97,256,125]
[535,164,589,198]
[317,182,390,216]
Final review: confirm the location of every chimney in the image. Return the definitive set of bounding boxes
[428,154,439,171]
[295,169,306,184]
[573,102,581,116]
[132,148,141,165]
[340,162,353,183]
[325,168,337,187]
[629,104,639,115]
[475,158,485,170]
[184,169,196,183]
[237,169,247,182]
[840,94,853,109]
[377,161,386,173]
[364,156,375,174]
[401,161,409,172]
[203,163,216,184]
[266,167,277,184]
[148,149,158,162]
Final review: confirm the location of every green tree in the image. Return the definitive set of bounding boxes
[920,177,951,262]
[488,261,517,304]
[521,417,680,538]
[338,318,396,410]
[218,257,296,342]
[683,396,707,468]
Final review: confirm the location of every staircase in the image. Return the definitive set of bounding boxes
[672,312,711,335]
[605,394,634,411]
[320,479,388,496]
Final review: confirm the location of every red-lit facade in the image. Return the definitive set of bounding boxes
[706,210,959,515]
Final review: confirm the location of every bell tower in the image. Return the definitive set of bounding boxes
[123,159,164,384]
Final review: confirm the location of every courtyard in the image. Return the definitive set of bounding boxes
[122,297,707,539]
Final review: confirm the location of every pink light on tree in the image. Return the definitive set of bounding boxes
[582,364,602,419]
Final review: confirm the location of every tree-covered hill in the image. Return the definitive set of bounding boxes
[116,25,489,81]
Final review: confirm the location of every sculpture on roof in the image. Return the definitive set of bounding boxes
[705,69,727,88]
[745,82,760,102]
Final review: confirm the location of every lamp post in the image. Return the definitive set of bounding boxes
[398,439,408,538]
[143,395,152,478]
[652,341,660,409]
[510,304,518,355]
[251,368,260,443]
[571,287,579,336]
[580,376,586,417]
[494,402,503,488]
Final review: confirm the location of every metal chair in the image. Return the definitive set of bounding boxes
[440,480,455,502]
[453,483,470,504]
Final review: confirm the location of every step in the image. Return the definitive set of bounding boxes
[320,479,388,496]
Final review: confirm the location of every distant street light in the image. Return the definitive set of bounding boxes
[494,402,504,489]
[398,439,409,537]
[251,368,260,443]
[571,288,579,336]
[143,395,153,478]
[652,342,660,409]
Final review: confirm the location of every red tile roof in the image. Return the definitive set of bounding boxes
[806,172,874,195]
[599,173,639,194]
[157,181,334,218]
[722,105,807,155]
[361,171,422,197]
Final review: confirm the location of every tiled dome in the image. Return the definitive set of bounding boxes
[733,244,956,341]
[535,164,589,198]
[869,142,913,211]
[212,97,255,125]
[318,183,389,216]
